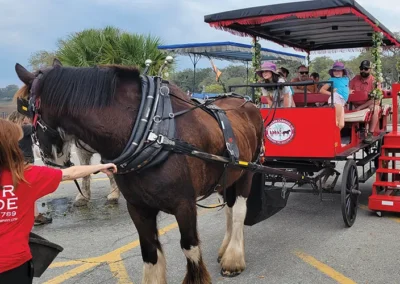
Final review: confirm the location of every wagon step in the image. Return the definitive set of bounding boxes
[376,168,400,174]
[379,156,400,161]
[382,145,400,149]
[358,168,376,183]
[356,153,380,166]
[373,181,400,188]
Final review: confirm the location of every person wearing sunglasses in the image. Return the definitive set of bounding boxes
[349,60,381,143]
[291,65,317,93]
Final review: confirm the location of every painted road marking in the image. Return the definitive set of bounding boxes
[44,202,397,283]
[44,204,220,284]
[294,251,357,284]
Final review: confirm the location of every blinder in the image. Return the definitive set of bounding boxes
[17,71,74,169]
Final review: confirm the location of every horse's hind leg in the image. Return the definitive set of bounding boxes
[105,175,120,205]
[220,172,253,277]
[175,201,211,284]
[74,148,91,207]
[127,203,166,284]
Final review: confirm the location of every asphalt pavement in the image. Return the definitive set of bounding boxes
[30,146,400,284]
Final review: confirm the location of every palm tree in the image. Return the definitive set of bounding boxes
[55,26,168,75]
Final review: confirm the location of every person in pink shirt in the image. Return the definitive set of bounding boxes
[349,60,381,143]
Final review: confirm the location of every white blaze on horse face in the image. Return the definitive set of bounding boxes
[142,249,167,284]
[183,245,201,264]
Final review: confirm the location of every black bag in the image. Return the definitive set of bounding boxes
[244,173,290,226]
[29,232,64,277]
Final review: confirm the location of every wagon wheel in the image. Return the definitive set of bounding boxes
[341,160,361,227]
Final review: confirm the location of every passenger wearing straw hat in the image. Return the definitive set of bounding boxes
[319,61,350,129]
[256,61,292,108]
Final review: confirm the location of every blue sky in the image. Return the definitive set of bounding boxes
[1,0,399,87]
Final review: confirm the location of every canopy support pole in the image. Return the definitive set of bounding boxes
[246,61,249,96]
[188,54,202,93]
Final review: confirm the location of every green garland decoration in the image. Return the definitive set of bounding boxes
[396,59,400,79]
[251,36,262,103]
[370,31,384,99]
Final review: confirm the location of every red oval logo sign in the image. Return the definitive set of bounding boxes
[265,119,295,145]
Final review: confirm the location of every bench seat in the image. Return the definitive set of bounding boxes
[344,108,371,122]
[293,93,329,104]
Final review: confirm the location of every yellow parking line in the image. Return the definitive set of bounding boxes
[45,203,220,283]
[44,263,100,284]
[294,251,357,284]
[108,255,134,284]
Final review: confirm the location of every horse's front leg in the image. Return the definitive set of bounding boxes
[219,195,247,277]
[127,203,166,284]
[106,175,120,205]
[219,172,253,277]
[175,201,211,284]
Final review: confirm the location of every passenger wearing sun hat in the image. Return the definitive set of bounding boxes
[319,61,350,130]
[256,61,293,108]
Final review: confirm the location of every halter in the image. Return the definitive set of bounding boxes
[17,72,90,200]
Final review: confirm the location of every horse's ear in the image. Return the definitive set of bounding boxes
[53,58,62,67]
[15,63,35,85]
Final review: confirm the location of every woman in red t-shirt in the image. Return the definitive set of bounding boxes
[0,118,117,283]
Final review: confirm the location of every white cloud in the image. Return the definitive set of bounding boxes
[1,0,399,85]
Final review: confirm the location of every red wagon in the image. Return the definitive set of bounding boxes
[205,0,400,226]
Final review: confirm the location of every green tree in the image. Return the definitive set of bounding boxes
[309,56,334,80]
[0,85,19,101]
[27,26,168,76]
[205,84,224,93]
[28,50,57,71]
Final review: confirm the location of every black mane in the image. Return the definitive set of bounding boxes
[40,65,140,116]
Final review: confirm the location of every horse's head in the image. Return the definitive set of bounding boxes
[14,59,73,167]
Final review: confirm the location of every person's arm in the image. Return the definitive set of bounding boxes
[61,163,117,181]
[319,83,331,95]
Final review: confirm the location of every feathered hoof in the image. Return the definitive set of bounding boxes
[73,199,88,207]
[220,268,242,278]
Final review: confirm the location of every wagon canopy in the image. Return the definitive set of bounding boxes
[204,0,400,52]
[158,41,305,62]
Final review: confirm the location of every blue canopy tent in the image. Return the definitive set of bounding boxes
[157,41,306,93]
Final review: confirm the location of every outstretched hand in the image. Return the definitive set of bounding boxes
[100,163,118,176]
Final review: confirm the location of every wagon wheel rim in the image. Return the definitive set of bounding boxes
[341,161,359,227]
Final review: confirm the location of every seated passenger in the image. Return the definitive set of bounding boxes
[257,62,292,108]
[291,65,317,93]
[310,72,323,92]
[319,62,350,129]
[278,67,296,107]
[350,60,381,143]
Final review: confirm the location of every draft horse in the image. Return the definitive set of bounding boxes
[15,59,264,283]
